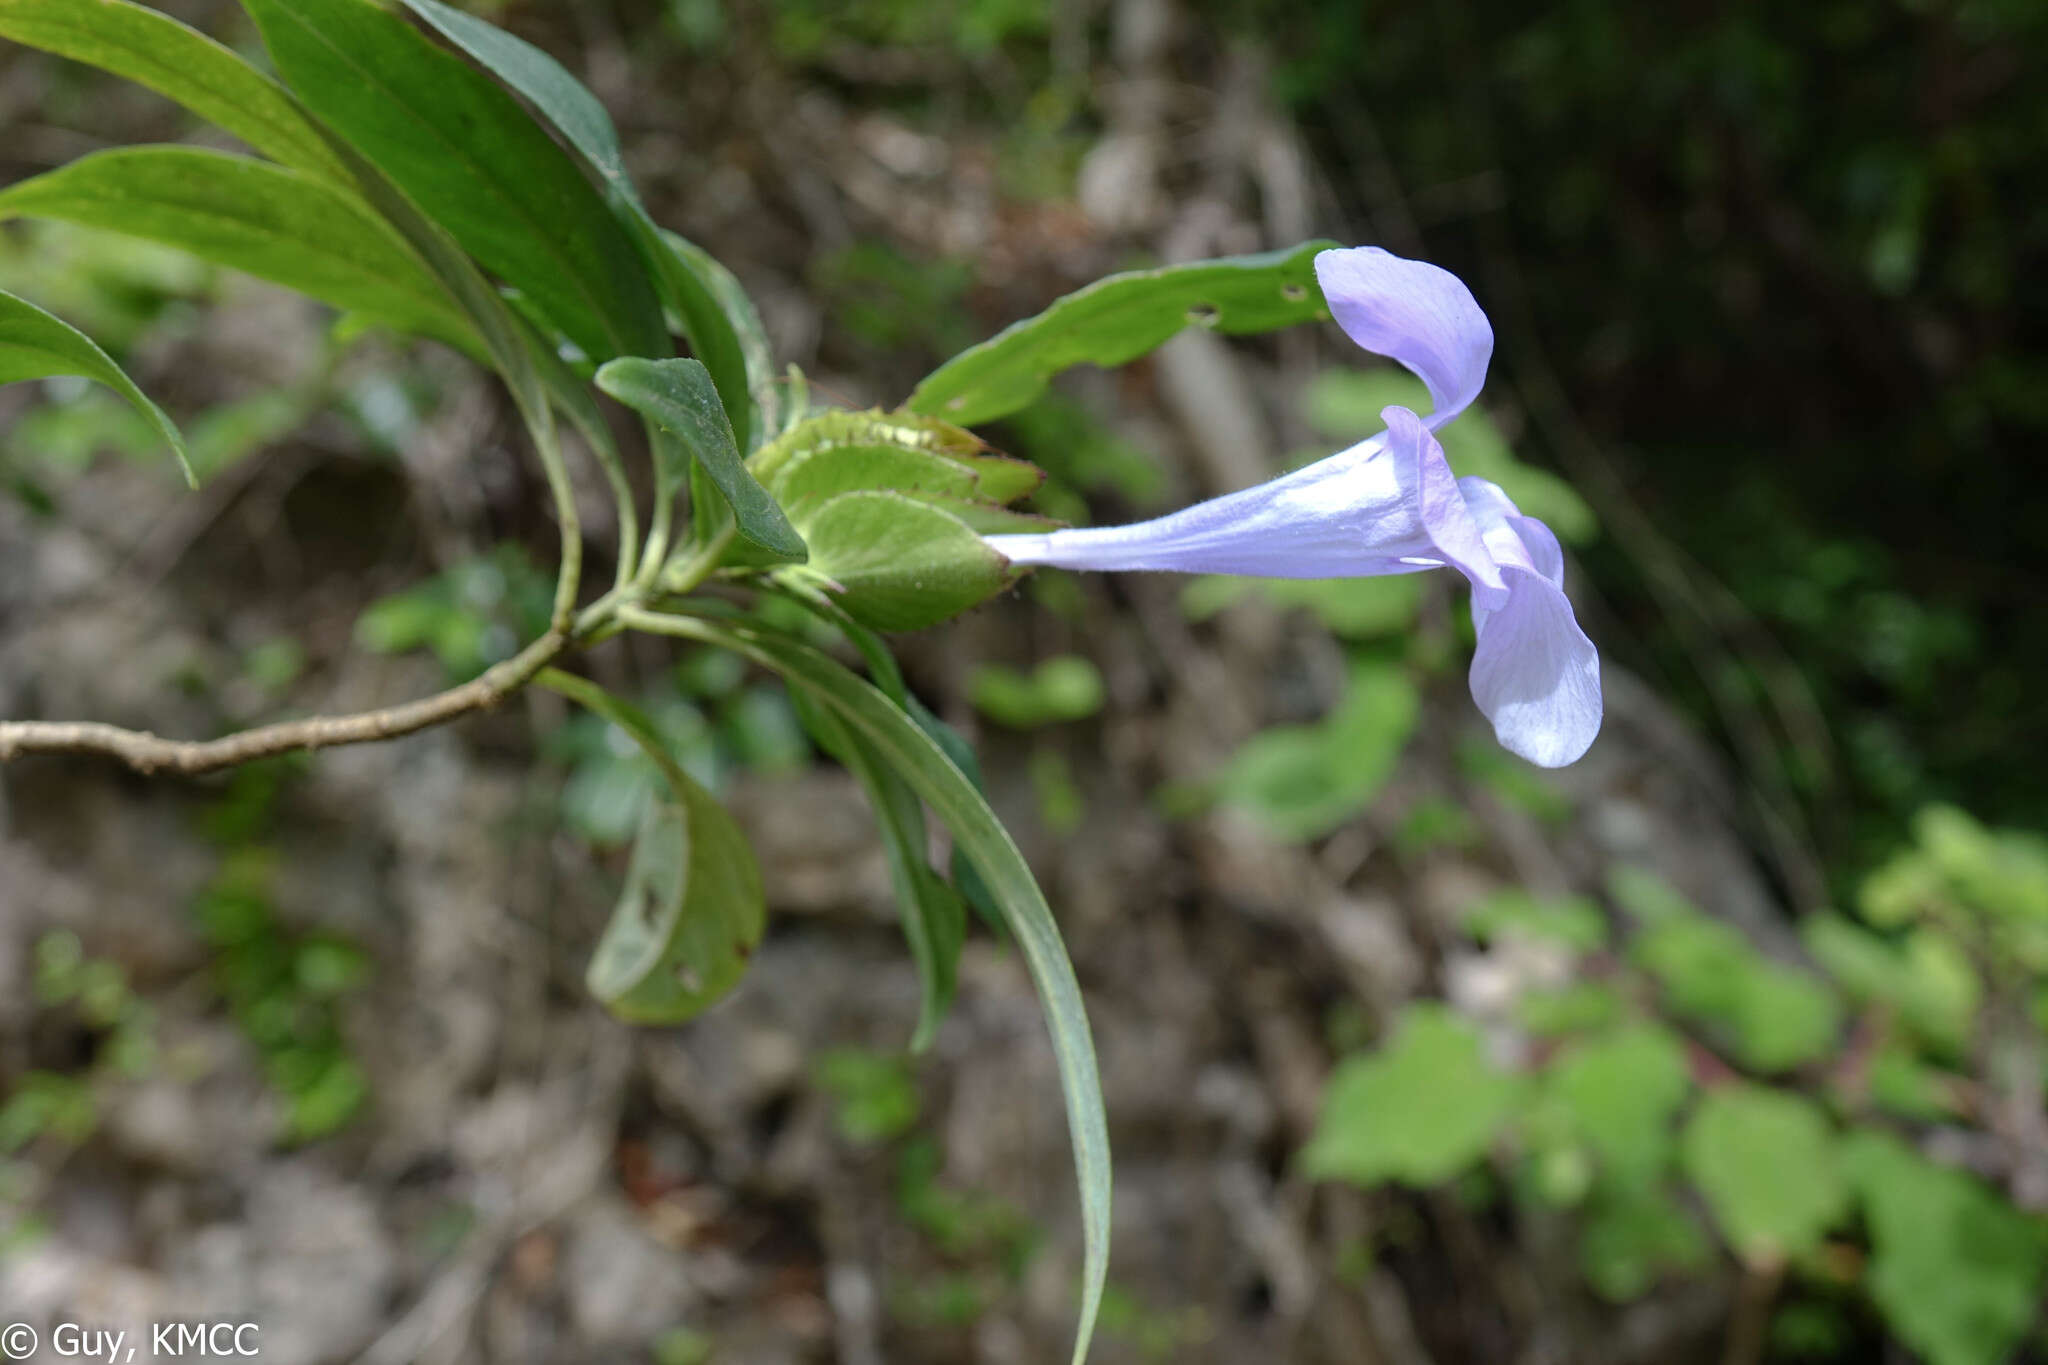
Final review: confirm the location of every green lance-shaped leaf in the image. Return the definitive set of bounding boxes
[383,0,777,452]
[904,696,1004,933]
[614,611,1110,1365]
[771,580,1002,936]
[240,0,667,367]
[595,356,805,562]
[400,0,641,211]
[796,491,1021,632]
[793,692,964,1052]
[0,288,190,485]
[540,670,766,1023]
[908,240,1339,427]
[0,0,349,184]
[0,147,482,357]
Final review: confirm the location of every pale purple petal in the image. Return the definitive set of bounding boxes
[1507,513,1565,588]
[1315,247,1493,428]
[1391,408,1505,605]
[1468,568,1602,768]
[987,405,1480,580]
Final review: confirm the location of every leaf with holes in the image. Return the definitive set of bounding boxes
[587,794,765,1023]
[0,288,190,485]
[539,671,765,1024]
[907,240,1337,426]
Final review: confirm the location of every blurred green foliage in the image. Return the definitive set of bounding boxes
[355,545,555,682]
[967,654,1104,729]
[1305,804,2048,1364]
[806,1047,1045,1334]
[0,931,156,1168]
[193,764,370,1144]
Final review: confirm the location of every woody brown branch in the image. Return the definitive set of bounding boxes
[0,628,569,777]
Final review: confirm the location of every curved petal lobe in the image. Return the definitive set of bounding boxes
[1314,247,1493,427]
[1468,569,1602,767]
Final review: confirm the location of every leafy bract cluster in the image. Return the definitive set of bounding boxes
[0,3,1343,1356]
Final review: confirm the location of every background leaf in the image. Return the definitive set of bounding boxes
[1680,1085,1846,1266]
[1300,1003,1524,1186]
[1211,658,1417,841]
[0,288,189,484]
[1548,1023,1690,1189]
[241,0,666,365]
[1844,1129,2048,1365]
[907,240,1336,427]
[0,147,479,355]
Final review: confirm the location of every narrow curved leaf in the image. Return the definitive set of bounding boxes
[908,239,1338,426]
[618,613,1109,1365]
[0,0,349,183]
[595,356,805,562]
[793,691,963,1052]
[0,288,190,485]
[0,147,480,355]
[539,669,765,1024]
[241,0,666,365]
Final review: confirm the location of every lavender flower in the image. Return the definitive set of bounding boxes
[985,247,1602,767]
